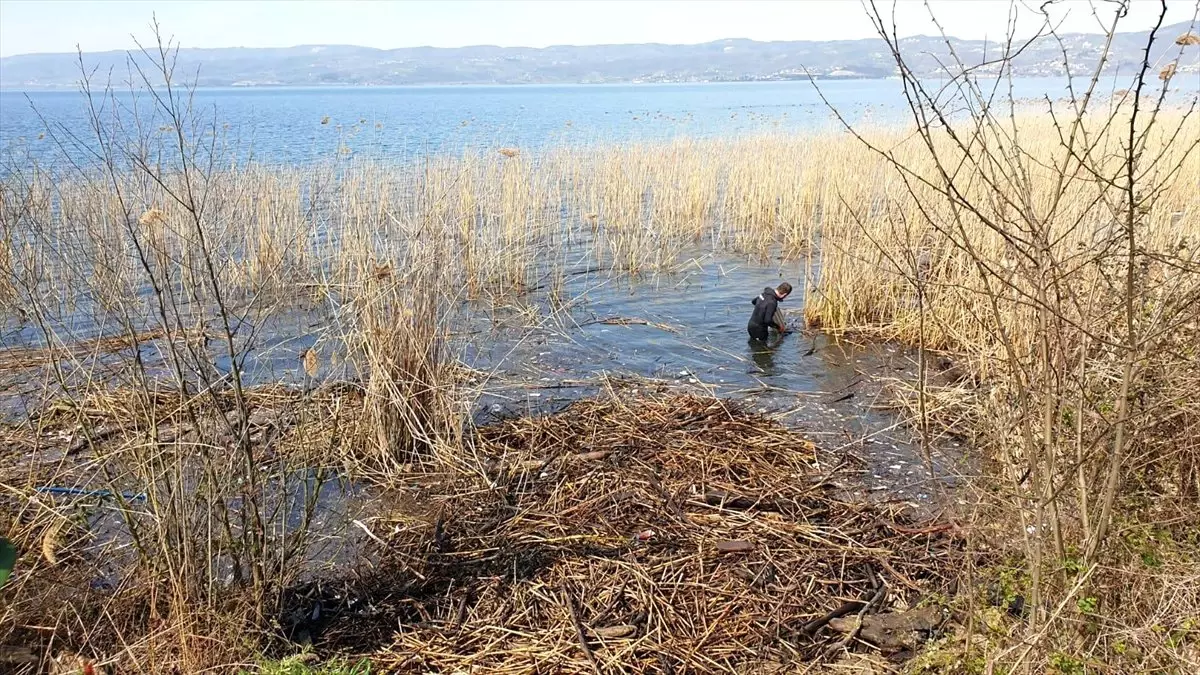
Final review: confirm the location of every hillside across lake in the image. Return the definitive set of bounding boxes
[1,20,1196,88]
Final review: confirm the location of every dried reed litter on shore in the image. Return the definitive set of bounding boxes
[312,394,961,672]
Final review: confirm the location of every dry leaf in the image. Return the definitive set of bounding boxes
[301,348,319,378]
[42,517,65,565]
[48,653,107,675]
[136,208,166,228]
[592,624,636,639]
[517,459,545,472]
[1175,32,1200,46]
[1160,62,1178,81]
[828,616,860,634]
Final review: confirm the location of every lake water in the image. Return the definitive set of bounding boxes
[1,77,1174,165]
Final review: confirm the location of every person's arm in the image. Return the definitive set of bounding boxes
[773,307,788,333]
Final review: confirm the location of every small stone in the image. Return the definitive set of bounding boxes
[829,606,947,652]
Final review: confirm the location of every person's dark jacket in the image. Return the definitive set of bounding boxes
[748,286,783,338]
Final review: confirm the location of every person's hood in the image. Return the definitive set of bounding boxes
[752,286,776,305]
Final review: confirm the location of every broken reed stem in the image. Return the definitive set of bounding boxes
[565,588,603,675]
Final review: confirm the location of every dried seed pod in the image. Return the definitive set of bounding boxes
[42,517,65,565]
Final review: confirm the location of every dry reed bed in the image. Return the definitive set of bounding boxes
[800,109,1200,514]
[814,112,1200,467]
[300,394,965,673]
[0,382,339,506]
[804,113,1200,355]
[0,371,461,491]
[3,112,1193,316]
[4,112,1194,344]
[0,127,862,329]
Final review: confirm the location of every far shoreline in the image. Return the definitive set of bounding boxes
[0,77,911,94]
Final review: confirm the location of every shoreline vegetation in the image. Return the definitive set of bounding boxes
[2,11,1200,675]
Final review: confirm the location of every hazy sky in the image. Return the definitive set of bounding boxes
[0,0,1195,58]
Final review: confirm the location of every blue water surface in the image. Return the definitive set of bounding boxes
[0,77,1155,165]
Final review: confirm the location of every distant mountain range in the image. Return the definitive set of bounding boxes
[1,21,1196,89]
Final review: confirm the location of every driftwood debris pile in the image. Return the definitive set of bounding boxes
[318,394,960,671]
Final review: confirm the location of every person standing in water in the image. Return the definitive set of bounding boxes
[747,282,792,341]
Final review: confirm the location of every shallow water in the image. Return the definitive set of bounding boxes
[1,250,968,503]
[458,253,968,502]
[27,466,378,592]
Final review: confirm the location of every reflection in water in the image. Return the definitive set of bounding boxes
[748,334,787,375]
